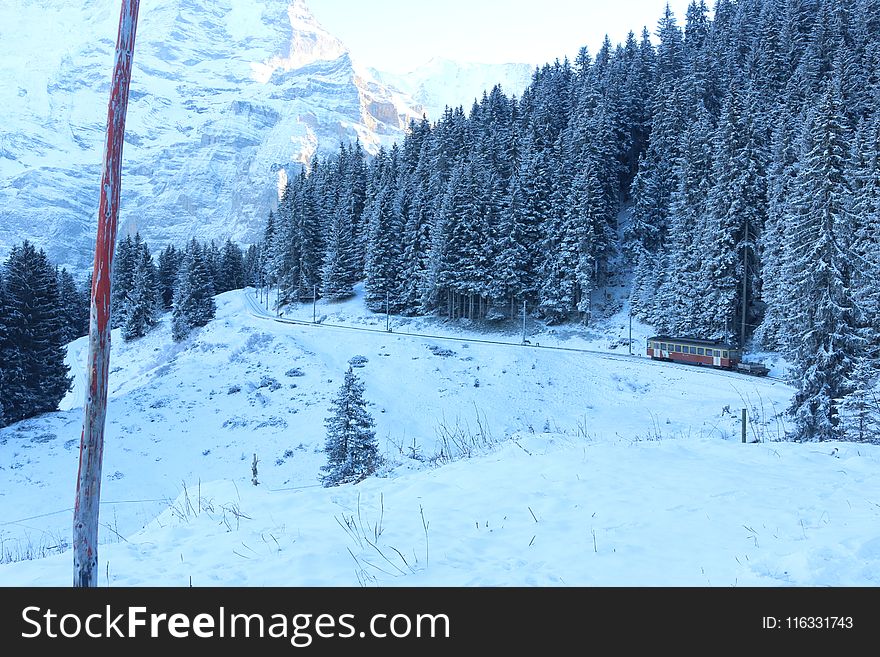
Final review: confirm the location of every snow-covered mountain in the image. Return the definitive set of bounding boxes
[0,0,424,272]
[374,58,535,123]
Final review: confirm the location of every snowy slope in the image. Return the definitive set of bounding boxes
[2,286,877,587]
[0,0,424,273]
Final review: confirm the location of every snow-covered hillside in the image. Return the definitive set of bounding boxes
[0,0,423,273]
[2,286,878,587]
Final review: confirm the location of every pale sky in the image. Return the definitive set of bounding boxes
[308,0,698,73]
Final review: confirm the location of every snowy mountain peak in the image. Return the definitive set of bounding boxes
[252,0,349,82]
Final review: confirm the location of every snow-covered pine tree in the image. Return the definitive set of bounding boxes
[398,140,435,314]
[321,203,358,301]
[344,140,369,278]
[700,84,766,345]
[755,106,799,350]
[122,244,161,342]
[203,240,223,296]
[244,244,261,288]
[157,244,181,311]
[657,102,714,336]
[363,146,403,312]
[783,78,863,442]
[261,208,279,290]
[1,241,72,424]
[850,113,880,376]
[218,238,246,294]
[295,158,326,303]
[444,155,494,320]
[494,172,533,319]
[269,183,299,304]
[320,366,380,487]
[629,6,685,326]
[172,241,216,342]
[56,266,88,343]
[110,233,138,328]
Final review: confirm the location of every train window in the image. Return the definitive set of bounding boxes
[660,343,667,350]
[673,345,680,353]
[713,350,721,357]
[689,346,697,354]
[722,351,728,358]
[697,347,704,355]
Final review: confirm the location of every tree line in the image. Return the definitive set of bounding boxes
[257,0,880,443]
[0,235,251,428]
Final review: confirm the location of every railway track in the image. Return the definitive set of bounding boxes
[243,290,790,387]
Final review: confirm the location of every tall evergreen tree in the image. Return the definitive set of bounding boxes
[218,239,246,294]
[701,84,766,345]
[172,242,216,342]
[321,204,359,300]
[110,233,139,328]
[784,80,862,441]
[363,147,404,312]
[56,266,89,343]
[157,244,182,311]
[122,245,161,342]
[1,242,72,424]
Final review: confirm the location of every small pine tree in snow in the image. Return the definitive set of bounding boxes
[320,366,380,487]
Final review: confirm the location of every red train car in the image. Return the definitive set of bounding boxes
[647,335,740,369]
[646,335,770,376]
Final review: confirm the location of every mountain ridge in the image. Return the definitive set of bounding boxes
[0,0,422,273]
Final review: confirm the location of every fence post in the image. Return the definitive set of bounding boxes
[741,408,747,444]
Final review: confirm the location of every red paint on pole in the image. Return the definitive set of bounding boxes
[73,0,140,588]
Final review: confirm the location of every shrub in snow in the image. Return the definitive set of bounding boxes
[349,355,369,368]
[258,375,281,391]
[285,367,305,377]
[320,366,380,487]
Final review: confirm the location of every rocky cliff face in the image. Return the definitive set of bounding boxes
[0,0,423,272]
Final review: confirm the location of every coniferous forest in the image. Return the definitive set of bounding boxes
[2,0,878,444]
[0,235,250,428]
[258,0,880,443]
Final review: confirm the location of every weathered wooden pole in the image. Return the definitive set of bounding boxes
[73,0,140,588]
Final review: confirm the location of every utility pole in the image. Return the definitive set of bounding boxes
[386,291,391,332]
[521,299,527,345]
[741,221,748,351]
[74,0,140,589]
[628,305,633,356]
[313,284,317,323]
